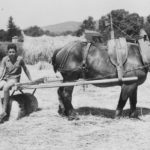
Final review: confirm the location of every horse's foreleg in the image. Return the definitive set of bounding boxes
[115,83,137,118]
[57,86,78,120]
[57,87,66,116]
[129,87,138,118]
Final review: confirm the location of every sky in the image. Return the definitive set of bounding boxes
[0,0,150,30]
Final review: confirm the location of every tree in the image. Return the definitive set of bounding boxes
[81,16,96,30]
[124,13,144,37]
[23,26,45,37]
[99,9,129,41]
[147,15,150,23]
[0,29,7,41]
[143,15,150,39]
[7,16,21,41]
[98,9,144,41]
[75,16,96,36]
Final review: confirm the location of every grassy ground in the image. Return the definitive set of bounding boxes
[0,65,150,150]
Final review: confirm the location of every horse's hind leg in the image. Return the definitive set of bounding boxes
[115,83,137,118]
[57,86,78,120]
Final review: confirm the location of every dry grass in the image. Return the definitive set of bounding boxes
[0,35,85,65]
[23,35,85,64]
[0,65,150,150]
[35,61,51,70]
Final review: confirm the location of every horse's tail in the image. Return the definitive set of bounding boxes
[52,48,61,72]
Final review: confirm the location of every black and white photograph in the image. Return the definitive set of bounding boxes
[0,0,150,149]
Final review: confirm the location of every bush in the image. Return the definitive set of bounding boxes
[0,42,7,60]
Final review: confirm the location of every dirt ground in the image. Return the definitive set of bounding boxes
[0,65,150,150]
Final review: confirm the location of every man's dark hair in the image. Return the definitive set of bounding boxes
[7,43,17,52]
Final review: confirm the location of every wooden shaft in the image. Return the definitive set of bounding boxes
[17,77,62,86]
[16,77,138,90]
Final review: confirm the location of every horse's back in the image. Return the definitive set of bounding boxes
[52,41,84,72]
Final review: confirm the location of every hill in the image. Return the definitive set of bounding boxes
[42,21,81,34]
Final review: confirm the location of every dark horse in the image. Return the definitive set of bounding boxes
[52,39,150,120]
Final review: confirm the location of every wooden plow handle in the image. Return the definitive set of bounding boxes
[15,77,138,90]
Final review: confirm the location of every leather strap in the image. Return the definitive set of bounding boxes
[82,42,91,67]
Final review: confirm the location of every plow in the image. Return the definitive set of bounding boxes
[15,76,138,90]
[0,75,138,122]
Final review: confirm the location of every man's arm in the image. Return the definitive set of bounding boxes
[21,59,32,81]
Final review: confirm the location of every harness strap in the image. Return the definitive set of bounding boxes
[81,42,91,82]
[116,40,124,81]
[82,42,91,69]
[108,38,128,81]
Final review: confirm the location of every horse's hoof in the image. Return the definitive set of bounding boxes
[68,115,79,121]
[0,112,9,124]
[68,111,79,121]
[114,110,122,119]
[58,112,66,117]
[58,106,66,117]
[129,111,139,119]
[114,115,121,120]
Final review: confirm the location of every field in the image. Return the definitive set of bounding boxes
[22,34,85,64]
[0,64,150,150]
